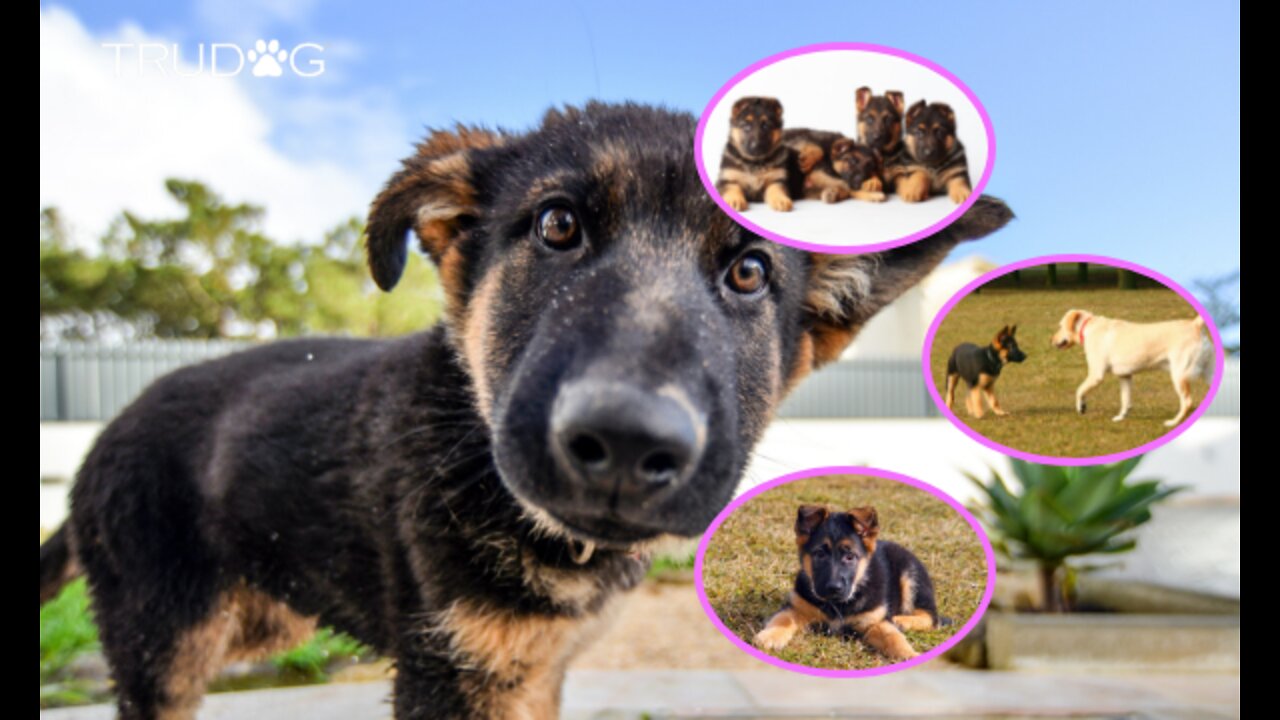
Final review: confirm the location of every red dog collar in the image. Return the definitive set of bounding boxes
[1079,316,1091,347]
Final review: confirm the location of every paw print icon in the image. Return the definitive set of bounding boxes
[247,39,288,77]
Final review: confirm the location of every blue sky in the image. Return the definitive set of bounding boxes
[42,1,1239,292]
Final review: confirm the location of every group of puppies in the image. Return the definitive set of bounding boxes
[716,88,973,213]
[945,310,1210,426]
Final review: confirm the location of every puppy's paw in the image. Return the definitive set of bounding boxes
[994,409,1009,417]
[862,190,887,203]
[1077,402,1087,414]
[754,626,794,651]
[1164,418,1180,427]
[948,183,972,204]
[767,193,794,212]
[722,188,748,212]
[1112,414,1126,422]
[897,175,930,203]
[861,177,883,193]
[820,187,847,204]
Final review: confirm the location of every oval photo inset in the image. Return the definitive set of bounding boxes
[695,43,995,253]
[695,467,994,677]
[923,255,1227,464]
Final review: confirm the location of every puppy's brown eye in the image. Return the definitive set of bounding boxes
[726,252,769,295]
[536,205,579,249]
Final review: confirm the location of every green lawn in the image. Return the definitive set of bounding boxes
[39,577,374,709]
[929,287,1212,458]
[701,475,987,670]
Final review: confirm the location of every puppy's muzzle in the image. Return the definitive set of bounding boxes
[550,380,705,506]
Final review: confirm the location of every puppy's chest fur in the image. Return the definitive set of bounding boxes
[717,143,798,199]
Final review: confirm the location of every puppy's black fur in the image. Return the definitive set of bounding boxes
[40,102,1012,719]
[754,505,948,661]
[781,129,886,204]
[945,325,1026,418]
[716,96,803,212]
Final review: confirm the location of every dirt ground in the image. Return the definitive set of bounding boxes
[571,579,763,670]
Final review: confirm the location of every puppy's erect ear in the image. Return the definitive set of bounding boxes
[847,506,879,538]
[934,103,957,127]
[795,504,829,542]
[885,91,905,116]
[855,86,872,113]
[1009,324,1018,336]
[366,127,503,291]
[798,196,1014,368]
[731,97,753,118]
[905,99,926,125]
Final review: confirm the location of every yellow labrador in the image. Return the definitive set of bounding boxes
[1051,309,1211,426]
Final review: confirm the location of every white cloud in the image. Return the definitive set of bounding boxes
[39,6,391,247]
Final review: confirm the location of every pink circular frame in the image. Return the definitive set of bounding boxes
[694,42,997,254]
[922,254,1228,466]
[693,465,996,678]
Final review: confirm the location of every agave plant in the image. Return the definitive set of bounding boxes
[967,456,1181,612]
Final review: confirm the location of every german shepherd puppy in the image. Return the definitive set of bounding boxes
[782,129,886,203]
[754,505,949,661]
[945,325,1027,418]
[855,87,905,193]
[716,96,802,212]
[39,102,1012,719]
[897,100,973,204]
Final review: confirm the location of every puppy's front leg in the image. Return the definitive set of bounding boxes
[947,176,972,204]
[944,374,959,409]
[764,182,794,211]
[720,183,749,211]
[849,607,918,660]
[1165,375,1194,427]
[755,591,822,650]
[1112,375,1133,422]
[896,170,932,203]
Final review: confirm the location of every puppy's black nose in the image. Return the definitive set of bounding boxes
[550,380,705,502]
[823,582,844,598]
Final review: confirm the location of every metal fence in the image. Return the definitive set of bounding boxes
[39,341,1241,422]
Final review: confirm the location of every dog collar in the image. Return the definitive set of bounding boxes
[1078,316,1091,347]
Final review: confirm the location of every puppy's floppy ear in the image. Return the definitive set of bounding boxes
[855,86,872,113]
[831,138,855,156]
[885,91,905,116]
[366,126,503,291]
[799,196,1014,368]
[795,504,829,541]
[934,103,957,126]
[905,99,926,125]
[730,97,753,118]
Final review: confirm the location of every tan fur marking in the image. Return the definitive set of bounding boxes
[896,170,931,202]
[764,182,793,212]
[754,591,825,651]
[860,615,918,660]
[461,268,503,423]
[720,183,748,211]
[947,175,972,204]
[161,587,317,720]
[439,599,616,719]
[783,332,816,393]
[944,373,958,409]
[893,608,935,631]
[899,573,917,614]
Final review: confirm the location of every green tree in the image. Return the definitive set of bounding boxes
[39,179,444,340]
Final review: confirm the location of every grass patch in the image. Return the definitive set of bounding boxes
[40,576,374,707]
[702,475,986,670]
[40,578,99,684]
[930,287,1212,458]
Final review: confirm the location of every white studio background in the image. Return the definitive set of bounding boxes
[701,49,990,247]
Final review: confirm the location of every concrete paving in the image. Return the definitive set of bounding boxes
[40,669,1239,719]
